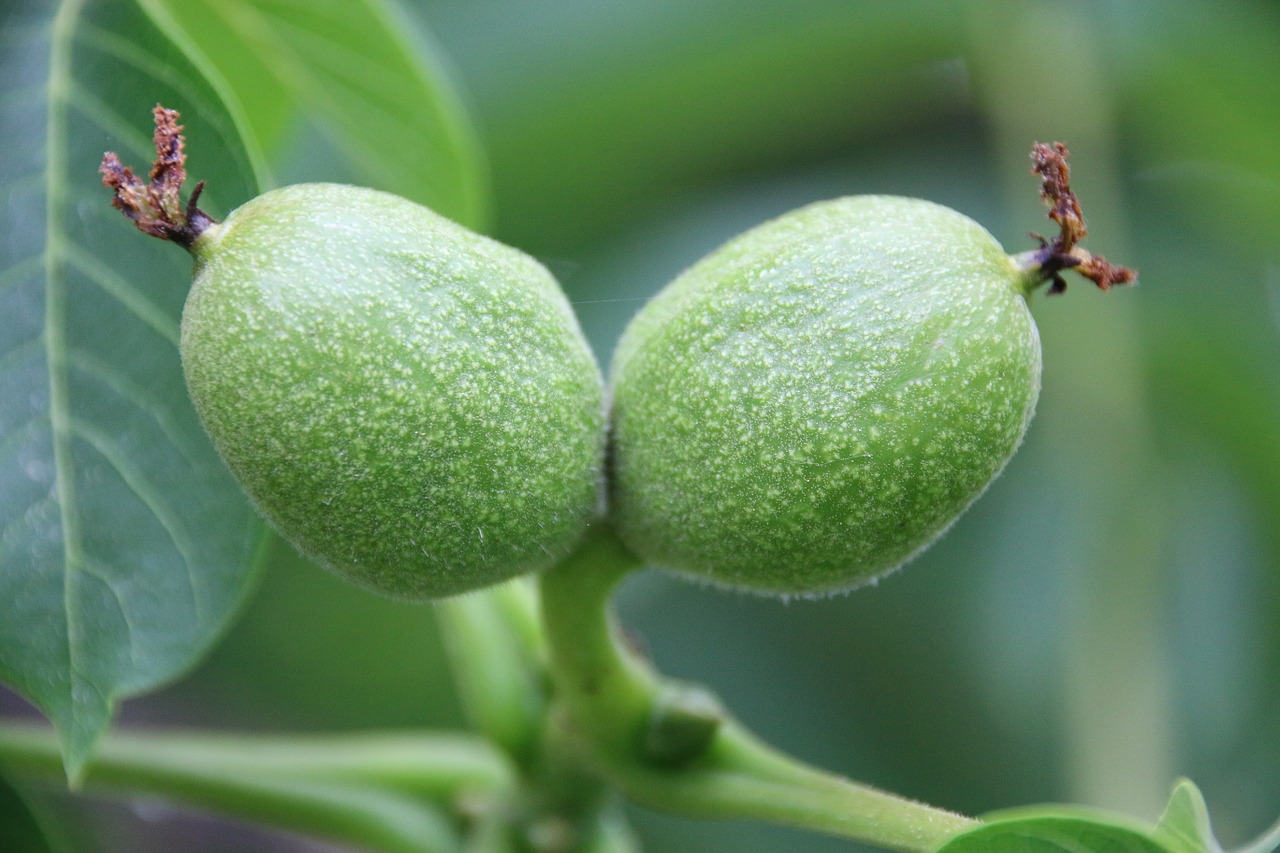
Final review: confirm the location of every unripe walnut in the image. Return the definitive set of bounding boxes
[102,109,605,600]
[180,184,605,599]
[608,167,1132,598]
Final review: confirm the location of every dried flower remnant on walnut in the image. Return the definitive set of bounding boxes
[100,105,214,248]
[1019,141,1137,295]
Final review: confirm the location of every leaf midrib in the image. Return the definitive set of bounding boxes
[45,0,90,733]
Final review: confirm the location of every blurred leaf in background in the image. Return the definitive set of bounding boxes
[1,774,66,853]
[156,0,488,228]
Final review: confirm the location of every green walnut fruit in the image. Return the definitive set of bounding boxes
[103,111,604,600]
[180,184,604,599]
[609,170,1132,597]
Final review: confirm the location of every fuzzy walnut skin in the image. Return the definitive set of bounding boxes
[609,196,1041,597]
[182,184,605,599]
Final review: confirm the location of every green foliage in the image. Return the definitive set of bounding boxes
[152,0,488,228]
[934,779,1272,853]
[1152,781,1219,853]
[0,0,266,780]
[0,774,63,853]
[935,810,1170,853]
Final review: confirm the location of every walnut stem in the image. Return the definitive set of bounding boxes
[1012,141,1137,295]
[100,105,215,250]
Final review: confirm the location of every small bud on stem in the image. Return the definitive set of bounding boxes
[100,105,214,250]
[643,681,725,768]
[1013,141,1137,295]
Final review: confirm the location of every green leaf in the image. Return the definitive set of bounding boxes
[1121,2,1280,257]
[933,806,1173,853]
[1151,780,1220,853]
[467,0,967,253]
[154,0,488,229]
[0,773,63,853]
[1153,779,1280,853]
[0,0,266,780]
[1153,781,1220,853]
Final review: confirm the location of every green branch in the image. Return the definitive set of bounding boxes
[0,722,517,853]
[538,525,978,853]
[437,580,548,764]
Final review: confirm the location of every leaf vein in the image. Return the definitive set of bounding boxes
[67,418,205,623]
[251,17,431,132]
[62,80,154,163]
[255,8,401,77]
[66,348,209,471]
[76,556,143,669]
[46,0,89,742]
[222,5,450,166]
[61,241,180,347]
[74,21,259,209]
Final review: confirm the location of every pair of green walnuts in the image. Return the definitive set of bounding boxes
[105,109,1132,601]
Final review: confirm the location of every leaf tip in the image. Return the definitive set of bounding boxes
[1154,778,1221,853]
[48,698,114,791]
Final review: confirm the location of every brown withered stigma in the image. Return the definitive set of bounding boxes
[1016,142,1136,295]
[100,105,214,250]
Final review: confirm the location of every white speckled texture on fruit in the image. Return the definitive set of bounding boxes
[182,184,604,599]
[608,196,1041,596]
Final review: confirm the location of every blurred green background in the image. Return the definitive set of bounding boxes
[6,0,1280,850]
